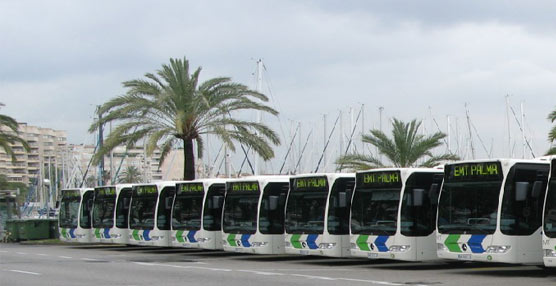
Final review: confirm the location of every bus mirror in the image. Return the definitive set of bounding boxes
[55,201,60,208]
[87,200,93,210]
[515,182,530,201]
[412,189,425,207]
[269,196,279,210]
[531,181,543,198]
[338,192,348,208]
[123,198,130,209]
[428,184,440,204]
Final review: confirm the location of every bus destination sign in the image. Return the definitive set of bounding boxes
[446,162,502,181]
[293,176,328,191]
[178,183,204,194]
[134,185,158,196]
[229,181,259,192]
[357,171,402,188]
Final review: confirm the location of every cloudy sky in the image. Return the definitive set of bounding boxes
[1,0,555,172]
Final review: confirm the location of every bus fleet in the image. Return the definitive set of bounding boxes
[58,156,556,267]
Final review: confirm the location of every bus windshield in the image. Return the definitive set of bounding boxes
[172,192,203,230]
[351,187,400,235]
[92,195,116,228]
[259,182,289,234]
[437,181,501,234]
[285,177,328,234]
[223,190,259,234]
[545,178,556,238]
[129,196,157,230]
[115,188,132,229]
[59,196,81,228]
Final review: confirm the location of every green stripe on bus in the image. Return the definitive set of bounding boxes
[445,234,462,252]
[227,234,237,247]
[176,230,185,243]
[94,228,101,239]
[132,229,140,241]
[61,228,67,238]
[356,235,370,251]
[291,234,302,249]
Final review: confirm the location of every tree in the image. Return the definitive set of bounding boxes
[0,103,30,162]
[547,106,556,155]
[89,57,280,180]
[117,166,142,184]
[336,118,460,170]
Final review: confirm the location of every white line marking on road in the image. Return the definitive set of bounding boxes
[36,253,48,256]
[82,258,100,261]
[340,278,408,286]
[9,269,41,276]
[238,270,284,276]
[16,252,28,255]
[291,274,337,280]
[133,262,157,266]
[58,256,72,259]
[0,250,8,253]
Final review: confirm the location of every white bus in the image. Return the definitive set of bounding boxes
[437,159,549,264]
[171,179,226,249]
[285,173,355,257]
[222,176,290,254]
[91,184,133,244]
[350,168,444,261]
[128,181,176,247]
[543,157,556,267]
[58,188,94,243]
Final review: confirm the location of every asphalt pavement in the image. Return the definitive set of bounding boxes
[1,243,555,286]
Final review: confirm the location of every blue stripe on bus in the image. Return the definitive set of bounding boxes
[374,236,389,252]
[69,228,76,239]
[468,235,486,253]
[103,228,111,239]
[187,230,197,243]
[307,234,319,249]
[143,230,151,241]
[241,234,251,247]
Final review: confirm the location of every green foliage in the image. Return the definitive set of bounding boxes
[90,57,280,180]
[547,106,556,155]
[336,118,460,170]
[0,103,30,162]
[117,166,142,184]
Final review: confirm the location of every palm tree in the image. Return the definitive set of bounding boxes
[336,118,460,170]
[0,103,30,162]
[547,106,556,155]
[89,57,280,180]
[117,165,142,184]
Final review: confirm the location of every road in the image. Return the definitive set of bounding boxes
[1,243,555,286]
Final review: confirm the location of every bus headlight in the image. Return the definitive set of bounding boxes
[198,237,211,243]
[485,245,511,253]
[251,242,268,247]
[350,243,357,250]
[437,243,447,251]
[222,239,228,245]
[389,245,410,252]
[285,241,291,247]
[318,243,336,249]
[111,234,121,239]
[76,234,87,238]
[544,249,556,257]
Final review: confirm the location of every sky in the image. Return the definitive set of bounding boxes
[1,0,555,172]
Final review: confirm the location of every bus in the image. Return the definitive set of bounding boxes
[91,184,133,244]
[543,157,556,267]
[58,188,94,243]
[222,176,290,254]
[350,168,444,261]
[437,159,549,264]
[128,181,176,247]
[171,179,226,249]
[285,173,355,257]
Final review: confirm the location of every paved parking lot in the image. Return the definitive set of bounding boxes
[1,243,555,286]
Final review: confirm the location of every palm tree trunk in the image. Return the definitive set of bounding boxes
[183,138,195,180]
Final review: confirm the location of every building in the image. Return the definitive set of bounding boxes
[0,123,67,186]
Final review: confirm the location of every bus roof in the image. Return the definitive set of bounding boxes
[356,167,443,175]
[290,173,354,181]
[444,158,550,167]
[225,175,290,185]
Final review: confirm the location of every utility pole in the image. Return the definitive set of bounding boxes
[254,59,263,175]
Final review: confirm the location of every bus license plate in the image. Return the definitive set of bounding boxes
[368,253,379,259]
[457,254,472,260]
[300,250,309,255]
